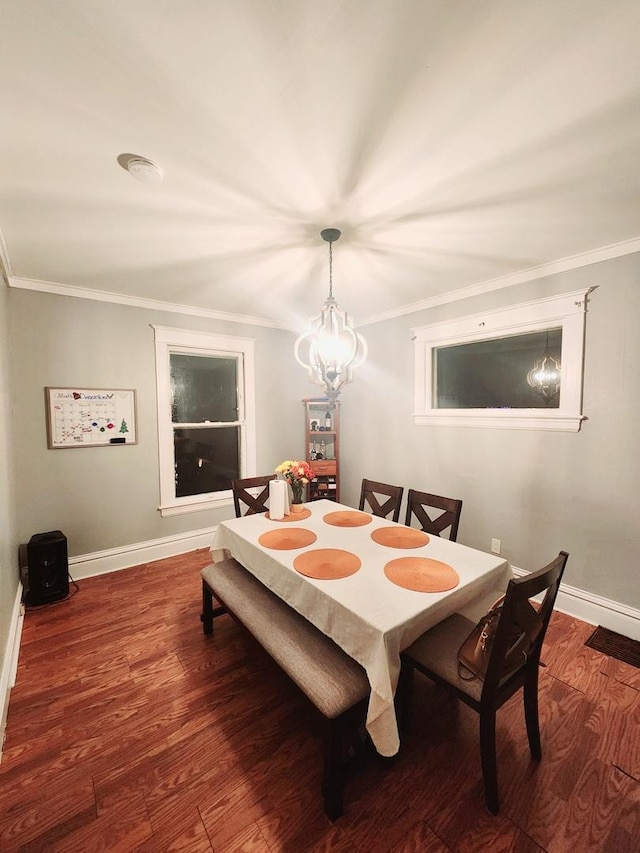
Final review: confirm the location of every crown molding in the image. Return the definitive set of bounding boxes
[357,236,640,327]
[3,224,639,330]
[7,275,287,329]
[0,227,283,327]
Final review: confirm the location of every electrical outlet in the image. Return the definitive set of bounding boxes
[491,538,501,555]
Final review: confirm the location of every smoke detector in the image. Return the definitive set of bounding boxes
[117,153,163,184]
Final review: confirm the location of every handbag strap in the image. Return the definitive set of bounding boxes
[488,591,544,646]
[512,598,544,645]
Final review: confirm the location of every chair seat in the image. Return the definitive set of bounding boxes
[404,612,483,702]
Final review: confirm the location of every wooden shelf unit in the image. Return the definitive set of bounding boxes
[303,398,339,502]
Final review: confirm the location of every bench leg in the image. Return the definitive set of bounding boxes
[201,579,228,635]
[322,717,344,821]
[201,579,215,635]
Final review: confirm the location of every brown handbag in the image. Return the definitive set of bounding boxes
[457,595,543,682]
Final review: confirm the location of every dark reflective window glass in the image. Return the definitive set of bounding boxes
[174,427,240,497]
[434,328,562,409]
[170,354,238,423]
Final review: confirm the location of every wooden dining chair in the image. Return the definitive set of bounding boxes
[231,475,277,517]
[404,489,463,541]
[358,479,404,522]
[399,551,569,814]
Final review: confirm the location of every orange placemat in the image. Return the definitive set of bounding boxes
[258,528,317,550]
[384,557,459,592]
[371,527,429,548]
[266,508,312,522]
[293,549,361,580]
[323,510,372,527]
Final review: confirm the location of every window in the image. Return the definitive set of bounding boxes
[412,289,591,431]
[154,326,256,516]
[434,328,562,409]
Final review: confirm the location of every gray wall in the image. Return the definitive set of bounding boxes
[7,290,309,554]
[339,252,640,610]
[0,281,18,702]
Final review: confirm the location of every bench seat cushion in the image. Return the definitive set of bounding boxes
[201,559,369,719]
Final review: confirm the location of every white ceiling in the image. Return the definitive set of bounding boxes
[2,1,640,330]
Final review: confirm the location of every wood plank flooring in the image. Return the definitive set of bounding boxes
[0,549,638,852]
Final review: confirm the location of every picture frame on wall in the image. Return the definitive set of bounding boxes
[45,387,137,449]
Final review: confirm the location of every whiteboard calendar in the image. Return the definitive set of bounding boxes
[45,387,137,448]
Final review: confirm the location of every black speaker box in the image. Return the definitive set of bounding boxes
[24,531,69,606]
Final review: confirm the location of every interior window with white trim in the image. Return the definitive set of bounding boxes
[412,289,591,431]
[154,327,256,516]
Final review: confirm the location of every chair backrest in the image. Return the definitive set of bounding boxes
[232,475,277,517]
[405,489,463,541]
[358,479,404,522]
[483,551,569,693]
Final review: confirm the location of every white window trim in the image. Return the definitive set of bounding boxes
[153,325,256,517]
[412,288,592,432]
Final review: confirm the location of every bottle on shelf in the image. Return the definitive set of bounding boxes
[325,410,331,430]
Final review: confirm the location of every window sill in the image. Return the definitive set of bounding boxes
[158,494,232,517]
[413,412,586,431]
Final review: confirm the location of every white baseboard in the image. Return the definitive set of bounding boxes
[0,583,25,763]
[512,565,640,641]
[68,525,217,580]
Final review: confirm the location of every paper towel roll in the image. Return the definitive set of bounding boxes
[269,479,288,520]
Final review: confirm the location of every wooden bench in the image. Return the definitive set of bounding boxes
[200,558,370,820]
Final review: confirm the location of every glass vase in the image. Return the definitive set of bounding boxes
[290,481,304,511]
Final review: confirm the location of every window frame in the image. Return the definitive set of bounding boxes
[153,326,256,517]
[412,288,591,431]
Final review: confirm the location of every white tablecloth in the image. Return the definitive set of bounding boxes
[210,499,510,756]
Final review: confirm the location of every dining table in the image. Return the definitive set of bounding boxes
[210,498,510,757]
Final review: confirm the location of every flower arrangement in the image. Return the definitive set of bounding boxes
[275,459,315,505]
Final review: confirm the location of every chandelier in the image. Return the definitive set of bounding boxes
[294,228,367,402]
[527,330,561,402]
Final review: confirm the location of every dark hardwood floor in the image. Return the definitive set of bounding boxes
[0,549,638,852]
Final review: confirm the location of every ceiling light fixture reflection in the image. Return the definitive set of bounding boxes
[527,330,561,402]
[294,228,367,403]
